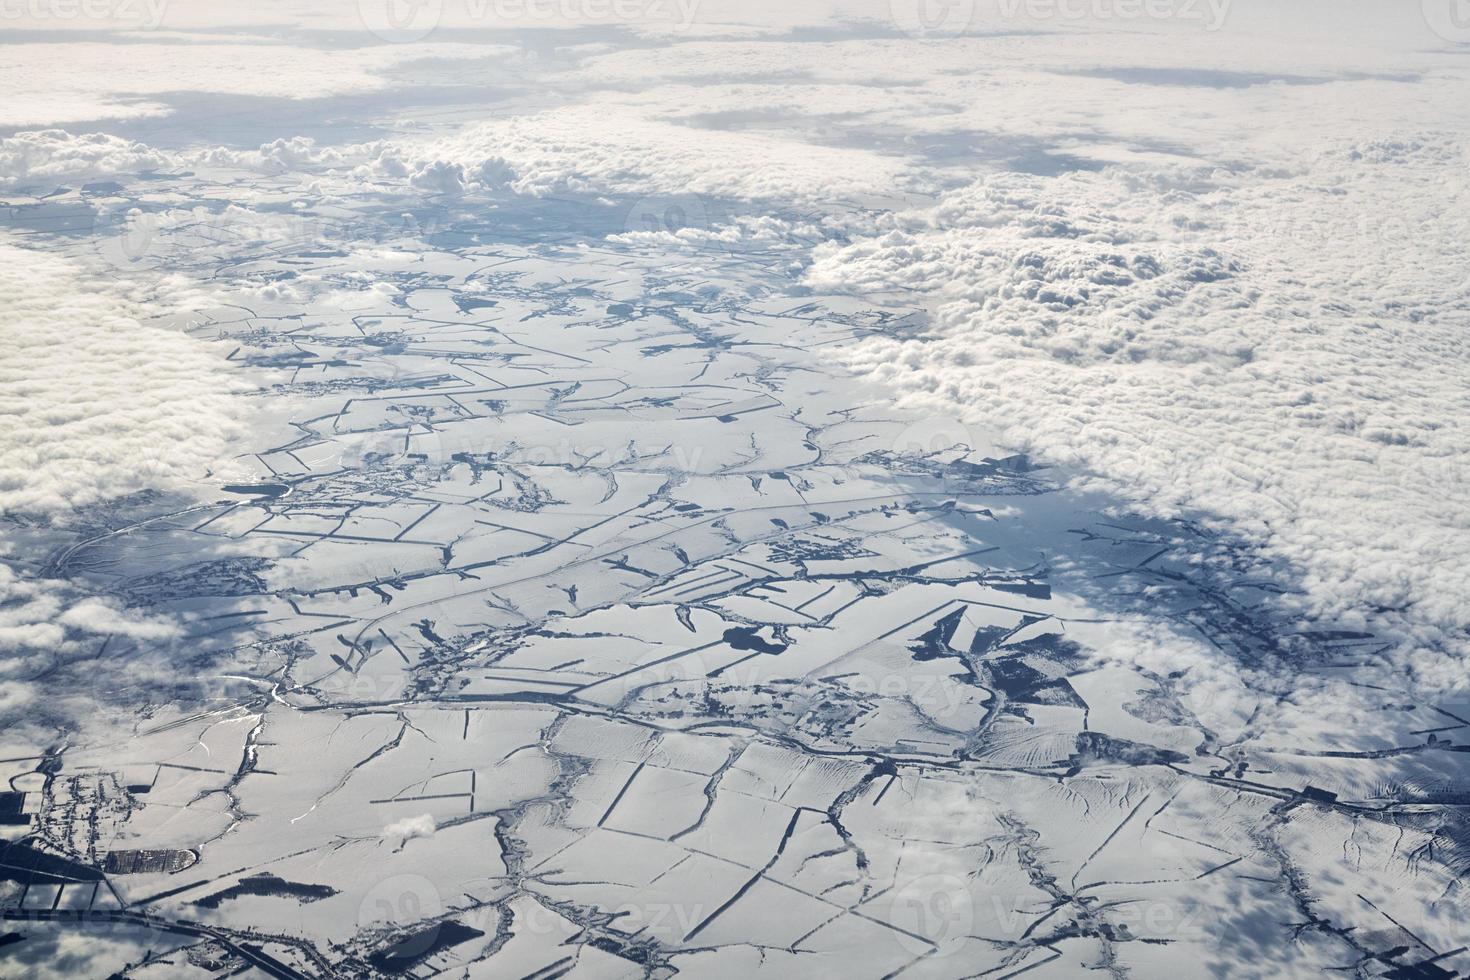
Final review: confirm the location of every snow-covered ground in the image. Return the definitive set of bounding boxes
[2,2,1468,977]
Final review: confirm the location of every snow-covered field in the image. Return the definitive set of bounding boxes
[2,2,1468,977]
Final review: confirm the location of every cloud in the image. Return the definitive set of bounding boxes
[6,13,1462,708]
[0,39,512,128]
[0,561,187,731]
[425,105,911,204]
[0,130,170,191]
[383,814,437,841]
[0,238,246,515]
[809,145,1470,688]
[185,136,354,175]
[0,564,177,654]
[0,235,230,728]
[0,130,376,198]
[56,597,181,639]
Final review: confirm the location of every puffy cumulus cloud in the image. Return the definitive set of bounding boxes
[55,597,181,639]
[407,158,470,195]
[0,561,182,728]
[184,136,354,175]
[0,564,178,654]
[606,212,833,254]
[225,273,405,311]
[425,106,911,205]
[0,239,246,515]
[383,814,437,842]
[811,142,1470,688]
[526,5,1470,697]
[348,143,516,199]
[0,240,257,736]
[0,918,184,978]
[12,129,463,197]
[0,130,170,191]
[318,101,911,214]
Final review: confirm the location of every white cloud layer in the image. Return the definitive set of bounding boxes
[0,130,170,191]
[422,105,912,204]
[2,0,1466,727]
[0,239,244,515]
[0,39,511,127]
[810,142,1470,684]
[0,561,182,727]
